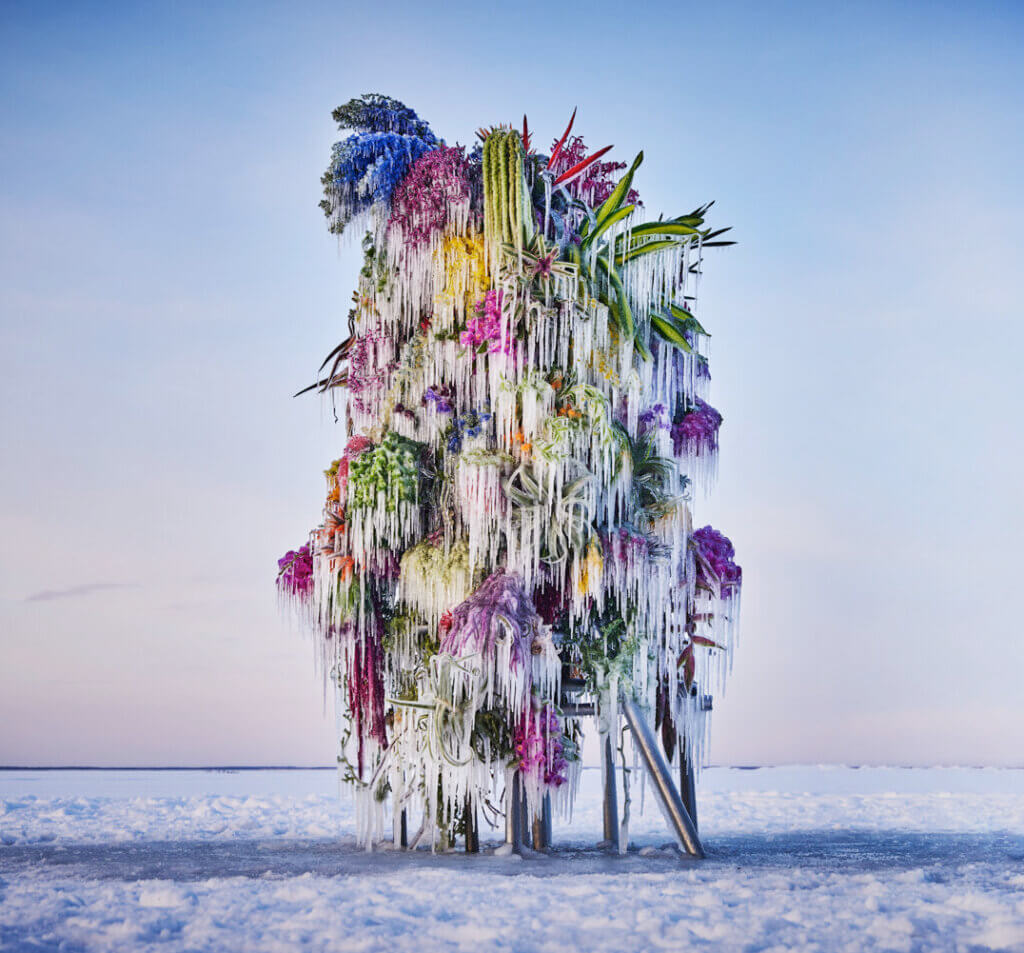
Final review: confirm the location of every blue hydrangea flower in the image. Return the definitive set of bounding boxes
[322,132,437,233]
[320,95,440,236]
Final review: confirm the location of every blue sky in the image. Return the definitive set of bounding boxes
[2,0,1022,766]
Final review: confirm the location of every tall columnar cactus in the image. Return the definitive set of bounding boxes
[283,95,742,848]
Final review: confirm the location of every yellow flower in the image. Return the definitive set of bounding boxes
[578,538,604,596]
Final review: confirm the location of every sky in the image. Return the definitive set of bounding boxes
[1,0,1022,767]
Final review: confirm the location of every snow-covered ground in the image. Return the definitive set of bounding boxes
[2,766,1023,952]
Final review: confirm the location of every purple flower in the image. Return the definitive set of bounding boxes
[440,571,538,668]
[514,701,568,787]
[547,135,642,208]
[671,398,722,457]
[423,385,454,414]
[387,146,473,247]
[602,526,652,565]
[692,526,742,595]
[460,291,509,355]
[638,403,670,434]
[277,543,314,597]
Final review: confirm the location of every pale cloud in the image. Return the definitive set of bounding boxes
[25,583,139,603]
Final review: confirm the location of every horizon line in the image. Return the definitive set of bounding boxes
[2,763,1022,771]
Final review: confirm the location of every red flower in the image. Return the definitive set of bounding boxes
[439,610,453,638]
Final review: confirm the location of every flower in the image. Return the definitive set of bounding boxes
[460,290,509,355]
[671,398,722,457]
[388,146,473,247]
[277,543,314,597]
[638,403,670,434]
[439,610,453,638]
[423,385,454,414]
[337,435,374,497]
[321,132,437,234]
[444,408,493,454]
[547,134,641,208]
[331,94,434,138]
[692,525,742,594]
[440,571,537,665]
[514,702,569,787]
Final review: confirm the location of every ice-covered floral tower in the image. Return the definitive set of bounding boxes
[278,94,741,851]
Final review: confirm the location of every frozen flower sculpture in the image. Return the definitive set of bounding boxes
[280,94,742,852]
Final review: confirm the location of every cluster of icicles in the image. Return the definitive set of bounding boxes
[279,95,742,850]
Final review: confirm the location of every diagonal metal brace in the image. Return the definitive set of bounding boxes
[621,697,705,858]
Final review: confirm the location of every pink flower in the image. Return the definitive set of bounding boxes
[460,290,510,355]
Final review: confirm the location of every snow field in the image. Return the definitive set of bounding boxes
[1,767,1022,952]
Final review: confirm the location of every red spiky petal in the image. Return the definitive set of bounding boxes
[552,144,614,186]
[547,107,577,170]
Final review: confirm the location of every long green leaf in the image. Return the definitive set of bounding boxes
[669,304,708,337]
[615,239,680,266]
[650,312,693,353]
[633,334,652,362]
[595,151,643,226]
[596,290,623,335]
[621,221,702,240]
[573,198,598,239]
[597,258,635,342]
[581,203,635,251]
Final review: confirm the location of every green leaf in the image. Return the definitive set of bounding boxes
[615,239,679,266]
[650,312,693,353]
[573,198,598,239]
[622,221,702,240]
[602,266,626,343]
[596,258,634,342]
[581,204,635,252]
[596,290,623,334]
[594,151,643,226]
[669,304,708,337]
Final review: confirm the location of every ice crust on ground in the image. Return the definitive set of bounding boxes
[1,767,1023,952]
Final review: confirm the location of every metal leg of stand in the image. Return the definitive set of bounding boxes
[622,697,704,858]
[464,802,479,853]
[679,741,698,835]
[531,793,551,852]
[602,733,620,852]
[505,789,515,846]
[520,780,531,848]
[506,772,526,854]
[395,808,408,849]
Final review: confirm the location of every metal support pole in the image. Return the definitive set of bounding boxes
[506,771,526,854]
[505,787,515,846]
[519,780,530,848]
[601,733,620,852]
[464,801,479,853]
[531,793,552,851]
[622,697,704,858]
[394,808,408,849]
[679,740,698,834]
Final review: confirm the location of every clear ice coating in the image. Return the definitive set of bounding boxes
[278,96,743,849]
